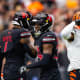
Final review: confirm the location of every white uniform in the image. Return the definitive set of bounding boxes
[61,21,80,72]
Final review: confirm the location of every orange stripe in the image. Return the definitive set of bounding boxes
[70,77,75,80]
[1,73,3,78]
[69,72,77,77]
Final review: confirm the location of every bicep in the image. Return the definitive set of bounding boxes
[42,44,53,55]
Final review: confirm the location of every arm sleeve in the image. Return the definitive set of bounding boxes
[27,54,51,69]
[61,21,75,40]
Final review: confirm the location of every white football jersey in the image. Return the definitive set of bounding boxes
[61,21,80,71]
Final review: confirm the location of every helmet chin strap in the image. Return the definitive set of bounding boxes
[33,26,41,38]
[32,31,41,39]
[33,22,49,38]
[34,31,41,36]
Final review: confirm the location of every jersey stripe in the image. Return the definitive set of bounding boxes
[42,37,56,42]
[20,32,31,38]
[42,40,55,42]
[21,35,30,38]
[4,42,8,53]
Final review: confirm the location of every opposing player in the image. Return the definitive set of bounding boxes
[25,13,61,80]
[61,11,80,80]
[0,11,37,80]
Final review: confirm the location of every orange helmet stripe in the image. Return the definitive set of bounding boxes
[72,12,80,21]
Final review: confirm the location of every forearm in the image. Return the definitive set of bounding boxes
[28,44,37,57]
[24,44,37,58]
[27,54,51,69]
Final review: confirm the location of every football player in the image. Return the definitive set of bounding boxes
[25,13,61,80]
[61,10,80,80]
[0,11,37,80]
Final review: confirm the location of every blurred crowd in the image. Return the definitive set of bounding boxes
[0,0,80,80]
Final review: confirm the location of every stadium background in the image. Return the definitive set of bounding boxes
[0,0,80,80]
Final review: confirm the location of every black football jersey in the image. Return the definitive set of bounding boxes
[35,31,58,68]
[0,28,31,64]
[0,28,31,53]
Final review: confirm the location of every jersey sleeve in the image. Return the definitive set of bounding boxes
[12,28,31,40]
[20,29,31,38]
[61,21,75,40]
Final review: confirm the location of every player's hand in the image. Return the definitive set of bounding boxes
[19,66,27,74]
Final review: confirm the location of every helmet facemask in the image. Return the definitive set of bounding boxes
[31,15,52,31]
[30,19,42,38]
[29,13,53,39]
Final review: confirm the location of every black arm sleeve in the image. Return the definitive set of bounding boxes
[27,54,51,69]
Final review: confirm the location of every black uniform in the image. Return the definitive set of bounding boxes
[0,28,33,80]
[27,31,61,80]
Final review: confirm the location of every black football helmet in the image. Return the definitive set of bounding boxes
[72,11,80,26]
[12,10,32,29]
[30,12,53,32]
[30,13,54,38]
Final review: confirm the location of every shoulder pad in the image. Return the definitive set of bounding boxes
[42,34,56,43]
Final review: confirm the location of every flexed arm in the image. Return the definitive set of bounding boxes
[61,21,75,42]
